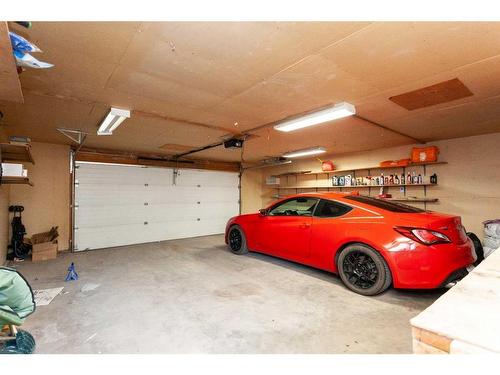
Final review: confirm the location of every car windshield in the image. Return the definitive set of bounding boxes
[345,195,425,213]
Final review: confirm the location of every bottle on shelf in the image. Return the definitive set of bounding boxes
[430,173,438,184]
[389,174,394,184]
[394,174,400,185]
[407,172,412,185]
[380,172,384,186]
[401,173,405,185]
[417,174,423,184]
[412,171,417,184]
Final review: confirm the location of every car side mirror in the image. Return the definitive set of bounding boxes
[259,208,267,216]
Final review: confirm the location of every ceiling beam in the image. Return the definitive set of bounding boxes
[353,114,425,144]
[21,88,240,136]
[75,147,240,172]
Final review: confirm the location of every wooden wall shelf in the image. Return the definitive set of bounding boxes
[0,143,35,187]
[270,195,438,203]
[0,176,33,186]
[276,183,437,189]
[0,143,34,164]
[386,198,438,203]
[271,161,446,177]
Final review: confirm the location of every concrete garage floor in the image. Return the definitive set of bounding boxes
[12,235,444,354]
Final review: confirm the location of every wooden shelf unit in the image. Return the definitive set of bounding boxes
[271,161,447,177]
[277,183,436,189]
[0,143,35,186]
[0,143,34,164]
[386,198,438,203]
[268,160,446,209]
[0,176,33,186]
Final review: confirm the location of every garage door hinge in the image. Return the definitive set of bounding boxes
[74,203,79,208]
[197,218,201,221]
[74,227,79,230]
[197,184,201,187]
[144,183,149,187]
[144,221,148,225]
[144,202,149,206]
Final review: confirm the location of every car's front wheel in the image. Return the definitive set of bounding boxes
[228,225,248,255]
[337,244,392,296]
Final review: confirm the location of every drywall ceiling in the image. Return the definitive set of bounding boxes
[0,22,23,103]
[1,21,500,163]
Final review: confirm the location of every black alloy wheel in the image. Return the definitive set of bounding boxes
[342,251,379,290]
[337,244,392,296]
[228,226,248,255]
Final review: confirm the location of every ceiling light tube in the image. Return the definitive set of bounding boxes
[97,107,131,136]
[274,102,356,132]
[282,147,326,158]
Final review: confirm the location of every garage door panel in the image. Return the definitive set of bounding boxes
[176,169,239,187]
[76,185,149,206]
[76,163,151,185]
[75,205,148,227]
[74,224,151,251]
[74,162,240,251]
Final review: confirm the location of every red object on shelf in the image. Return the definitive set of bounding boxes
[379,158,411,167]
[321,160,335,171]
[378,193,392,198]
[380,160,398,167]
[396,158,411,166]
[411,146,439,163]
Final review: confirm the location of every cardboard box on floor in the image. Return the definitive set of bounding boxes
[29,227,59,262]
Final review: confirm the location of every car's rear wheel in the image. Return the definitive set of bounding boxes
[337,244,392,296]
[228,225,248,255]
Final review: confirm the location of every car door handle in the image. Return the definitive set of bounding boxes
[300,223,311,229]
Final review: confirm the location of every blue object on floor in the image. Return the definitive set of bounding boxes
[65,262,78,282]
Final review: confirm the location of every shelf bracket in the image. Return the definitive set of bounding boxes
[57,128,88,145]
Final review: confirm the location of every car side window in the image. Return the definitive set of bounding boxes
[314,199,352,218]
[268,197,319,217]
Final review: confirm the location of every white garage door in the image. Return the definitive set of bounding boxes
[74,162,240,251]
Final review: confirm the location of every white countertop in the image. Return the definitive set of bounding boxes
[410,247,500,353]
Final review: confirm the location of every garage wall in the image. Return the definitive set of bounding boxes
[241,168,264,214]
[261,132,500,239]
[9,142,71,251]
[1,128,10,263]
[0,185,9,264]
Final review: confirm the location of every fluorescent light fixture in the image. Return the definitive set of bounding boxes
[282,147,326,158]
[274,102,356,132]
[97,107,131,136]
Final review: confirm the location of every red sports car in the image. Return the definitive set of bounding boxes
[225,192,475,295]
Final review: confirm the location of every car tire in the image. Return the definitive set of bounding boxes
[337,244,392,296]
[228,225,248,255]
[467,232,484,266]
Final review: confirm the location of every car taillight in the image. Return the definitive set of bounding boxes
[394,226,451,245]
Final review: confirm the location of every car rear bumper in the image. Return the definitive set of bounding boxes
[387,239,475,289]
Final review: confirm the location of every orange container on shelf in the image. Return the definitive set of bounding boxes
[411,146,439,163]
[396,158,411,167]
[321,160,335,171]
[380,158,411,168]
[379,160,398,167]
